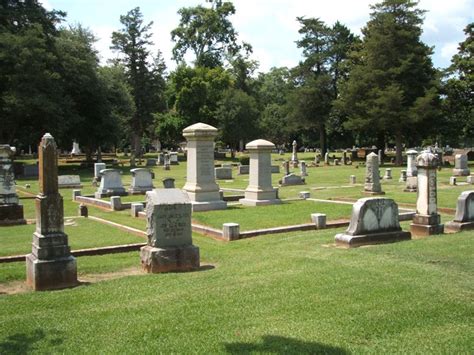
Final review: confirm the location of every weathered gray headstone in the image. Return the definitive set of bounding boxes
[140,189,199,273]
[129,168,154,194]
[58,175,82,189]
[410,151,444,237]
[406,149,418,177]
[182,123,226,211]
[26,133,78,291]
[240,139,280,206]
[467,175,474,185]
[445,191,474,232]
[95,169,127,198]
[452,154,470,176]
[238,165,249,175]
[404,176,418,192]
[399,170,407,182]
[215,167,232,180]
[383,168,392,180]
[169,152,179,165]
[300,161,308,176]
[280,173,305,186]
[378,149,383,165]
[271,165,280,174]
[0,145,26,225]
[364,152,384,195]
[335,197,411,247]
[94,163,106,180]
[162,177,175,189]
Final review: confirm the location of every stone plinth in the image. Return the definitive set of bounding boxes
[140,189,199,273]
[383,168,392,180]
[406,149,418,177]
[129,168,154,194]
[0,145,26,226]
[364,152,384,195]
[182,123,226,212]
[445,190,474,232]
[240,139,281,206]
[335,198,411,247]
[311,213,326,229]
[26,133,78,291]
[452,154,470,176]
[95,169,127,198]
[410,151,444,237]
[223,223,240,241]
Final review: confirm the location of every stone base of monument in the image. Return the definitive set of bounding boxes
[410,214,444,237]
[140,245,200,273]
[445,220,474,232]
[0,204,26,226]
[452,168,470,176]
[94,188,127,198]
[279,174,305,186]
[239,189,281,206]
[26,254,78,291]
[190,200,227,212]
[128,187,153,195]
[239,198,281,206]
[335,230,411,248]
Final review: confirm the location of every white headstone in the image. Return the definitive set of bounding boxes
[129,168,154,194]
[95,169,126,198]
[406,149,418,177]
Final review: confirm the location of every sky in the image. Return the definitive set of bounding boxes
[42,0,473,73]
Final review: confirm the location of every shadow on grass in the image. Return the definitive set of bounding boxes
[225,335,349,354]
[0,329,64,354]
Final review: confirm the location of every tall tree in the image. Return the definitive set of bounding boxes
[337,0,438,164]
[171,0,250,68]
[111,7,166,163]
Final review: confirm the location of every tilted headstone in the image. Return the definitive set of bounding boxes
[0,145,26,225]
[140,189,199,273]
[26,133,78,290]
[452,154,470,176]
[240,139,280,206]
[129,168,154,194]
[215,167,232,180]
[445,191,474,232]
[95,169,127,198]
[335,197,411,247]
[182,122,226,211]
[406,149,418,177]
[58,175,82,189]
[364,152,384,195]
[162,177,175,189]
[410,151,444,237]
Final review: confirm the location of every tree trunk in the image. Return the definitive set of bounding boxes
[319,122,327,154]
[395,131,403,166]
[97,147,102,163]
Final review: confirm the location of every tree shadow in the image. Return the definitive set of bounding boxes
[225,335,349,354]
[0,329,64,354]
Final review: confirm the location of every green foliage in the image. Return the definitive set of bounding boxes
[153,111,186,147]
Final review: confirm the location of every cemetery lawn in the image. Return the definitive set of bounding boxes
[0,228,473,353]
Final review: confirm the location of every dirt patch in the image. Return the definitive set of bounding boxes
[0,281,30,295]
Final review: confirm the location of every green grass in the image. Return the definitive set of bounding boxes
[0,229,472,353]
[192,200,353,230]
[0,217,143,257]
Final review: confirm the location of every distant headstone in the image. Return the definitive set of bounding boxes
[215,167,232,180]
[169,152,179,165]
[406,149,418,177]
[449,176,457,186]
[271,165,280,174]
[163,154,171,170]
[350,175,356,184]
[467,175,474,185]
[335,197,411,247]
[280,173,305,186]
[378,149,383,165]
[26,133,78,290]
[162,178,175,189]
[291,140,298,166]
[452,154,470,176]
[140,189,199,273]
[342,151,347,165]
[283,161,290,176]
[71,141,81,155]
[0,145,26,225]
[182,123,226,211]
[157,152,165,165]
[95,169,127,198]
[399,170,407,182]
[94,163,106,180]
[324,151,329,165]
[129,168,154,194]
[300,161,308,176]
[58,175,82,189]
[146,158,157,167]
[240,139,280,206]
[445,191,474,232]
[364,152,384,195]
[404,176,418,192]
[334,159,340,166]
[383,168,392,180]
[238,165,249,175]
[410,151,444,237]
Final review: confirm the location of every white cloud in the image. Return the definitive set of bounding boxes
[39,0,52,11]
[441,42,459,60]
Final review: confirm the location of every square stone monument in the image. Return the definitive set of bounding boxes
[182,123,226,211]
[364,152,384,195]
[445,190,474,232]
[452,154,470,176]
[0,145,26,225]
[95,169,127,198]
[240,139,281,206]
[129,168,154,194]
[26,133,78,291]
[140,189,200,273]
[410,151,444,237]
[335,197,411,247]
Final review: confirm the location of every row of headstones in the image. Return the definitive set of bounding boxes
[145,151,179,167]
[337,150,474,247]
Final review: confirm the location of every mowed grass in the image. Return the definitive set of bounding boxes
[0,229,472,353]
[192,200,353,230]
[0,217,144,258]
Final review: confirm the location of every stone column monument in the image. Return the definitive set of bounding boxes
[0,145,26,225]
[406,149,418,177]
[410,151,444,237]
[364,152,384,195]
[182,123,226,211]
[291,140,298,167]
[26,133,78,291]
[240,139,281,206]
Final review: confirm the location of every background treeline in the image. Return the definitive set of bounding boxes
[0,0,472,165]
